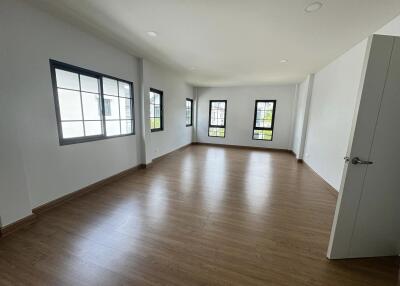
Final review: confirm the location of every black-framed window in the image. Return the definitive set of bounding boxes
[50,59,134,145]
[149,88,163,132]
[252,100,276,141]
[186,98,193,127]
[208,100,227,138]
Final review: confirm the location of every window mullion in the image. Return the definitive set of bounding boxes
[78,74,86,136]
[117,81,122,134]
[99,76,107,137]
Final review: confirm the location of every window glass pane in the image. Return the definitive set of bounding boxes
[58,89,82,120]
[119,82,131,98]
[82,92,101,120]
[150,105,155,117]
[104,95,120,120]
[208,127,225,137]
[106,121,121,136]
[119,97,132,119]
[154,118,161,129]
[254,130,272,141]
[103,77,118,95]
[56,69,79,90]
[209,101,225,128]
[154,106,160,117]
[121,120,133,134]
[149,90,162,131]
[186,99,192,126]
[80,75,99,93]
[154,94,160,104]
[257,102,265,110]
[265,130,272,140]
[209,127,215,136]
[62,121,84,138]
[85,121,102,136]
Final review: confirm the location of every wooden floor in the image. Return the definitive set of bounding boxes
[0,145,399,286]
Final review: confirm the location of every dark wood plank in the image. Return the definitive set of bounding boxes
[0,145,398,285]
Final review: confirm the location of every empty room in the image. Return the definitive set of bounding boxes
[2,0,400,285]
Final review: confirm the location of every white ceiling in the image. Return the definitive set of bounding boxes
[32,0,400,86]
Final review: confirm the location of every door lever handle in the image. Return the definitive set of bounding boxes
[351,157,373,165]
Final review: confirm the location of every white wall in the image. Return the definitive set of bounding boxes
[4,0,400,227]
[197,85,297,149]
[302,40,369,190]
[292,75,314,159]
[0,0,142,211]
[142,59,194,161]
[298,13,400,191]
[0,0,196,226]
[376,14,400,36]
[0,88,33,226]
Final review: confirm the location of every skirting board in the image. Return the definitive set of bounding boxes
[301,161,339,198]
[0,214,37,238]
[0,142,336,238]
[32,164,145,215]
[141,143,192,168]
[193,142,293,153]
[0,144,192,238]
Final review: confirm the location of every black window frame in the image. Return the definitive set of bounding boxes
[50,59,135,146]
[208,100,227,138]
[252,100,276,141]
[186,98,193,127]
[149,88,164,132]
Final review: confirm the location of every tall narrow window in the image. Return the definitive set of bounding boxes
[50,60,134,145]
[208,100,227,138]
[149,88,163,132]
[186,98,193,127]
[253,100,276,141]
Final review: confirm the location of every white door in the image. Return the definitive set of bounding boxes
[328,35,400,259]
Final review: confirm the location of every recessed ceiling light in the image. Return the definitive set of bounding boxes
[147,31,158,37]
[305,2,323,13]
[280,59,288,63]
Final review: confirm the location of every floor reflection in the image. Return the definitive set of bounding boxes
[145,177,168,226]
[202,148,227,212]
[1,145,399,285]
[244,152,272,214]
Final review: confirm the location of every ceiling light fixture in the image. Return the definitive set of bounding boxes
[189,67,196,71]
[305,2,323,13]
[280,59,288,63]
[147,31,158,37]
